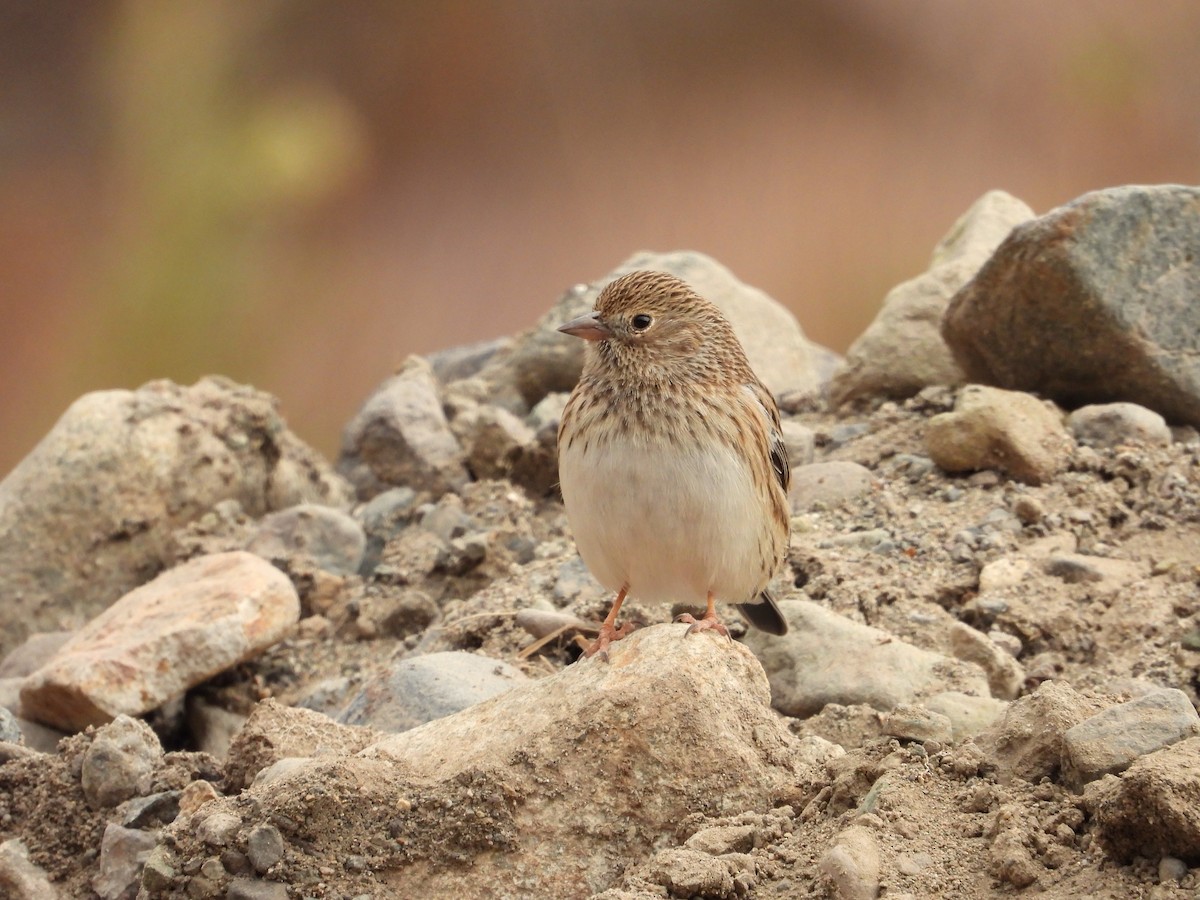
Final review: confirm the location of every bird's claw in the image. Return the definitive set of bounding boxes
[674,613,733,643]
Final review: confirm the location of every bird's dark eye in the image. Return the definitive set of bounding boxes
[631,313,653,331]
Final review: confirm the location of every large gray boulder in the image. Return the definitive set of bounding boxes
[943,184,1200,425]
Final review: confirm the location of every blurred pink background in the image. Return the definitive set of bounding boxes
[2,1,1198,475]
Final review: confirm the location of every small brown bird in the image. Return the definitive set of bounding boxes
[556,270,791,658]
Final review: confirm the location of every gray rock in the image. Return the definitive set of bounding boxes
[1090,736,1200,863]
[925,385,1072,484]
[247,503,366,575]
[742,600,991,717]
[337,651,528,732]
[480,250,823,414]
[245,824,285,874]
[944,185,1200,426]
[226,879,290,900]
[0,838,60,900]
[20,552,300,732]
[456,404,537,481]
[1062,688,1200,788]
[1068,402,1172,448]
[789,461,876,512]
[80,715,163,808]
[92,823,158,900]
[0,632,73,678]
[428,336,513,384]
[338,356,469,500]
[119,791,181,829]
[0,378,350,658]
[832,190,1034,406]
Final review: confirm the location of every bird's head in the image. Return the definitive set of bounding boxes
[557,270,745,382]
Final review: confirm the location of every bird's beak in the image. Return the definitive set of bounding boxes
[557,311,612,341]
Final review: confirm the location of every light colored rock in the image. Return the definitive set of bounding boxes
[789,461,877,512]
[0,378,350,657]
[924,692,1009,742]
[819,824,881,900]
[20,552,300,731]
[247,504,366,575]
[978,557,1032,592]
[80,715,164,808]
[1068,402,1172,447]
[832,190,1034,406]
[948,622,1025,700]
[977,681,1107,783]
[944,185,1200,426]
[223,698,381,791]
[338,356,469,500]
[165,624,800,897]
[1091,736,1200,862]
[743,600,991,716]
[881,704,954,744]
[925,385,1073,484]
[1062,688,1200,788]
[337,651,529,733]
[484,250,823,418]
[0,838,60,900]
[92,823,158,900]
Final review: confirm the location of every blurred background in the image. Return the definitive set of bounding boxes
[3,0,1199,475]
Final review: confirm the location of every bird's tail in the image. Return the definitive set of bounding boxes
[738,589,788,636]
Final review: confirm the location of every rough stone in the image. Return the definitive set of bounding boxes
[947,622,1025,700]
[789,461,876,511]
[819,824,881,900]
[743,600,991,716]
[247,504,366,575]
[337,651,529,733]
[832,190,1034,406]
[977,682,1107,783]
[1061,688,1200,788]
[80,716,164,808]
[223,699,381,791]
[92,823,159,900]
[925,385,1072,484]
[20,552,300,731]
[0,378,350,657]
[0,838,60,900]
[481,250,824,415]
[1091,736,1200,863]
[338,356,469,500]
[1068,402,1173,448]
[943,184,1200,426]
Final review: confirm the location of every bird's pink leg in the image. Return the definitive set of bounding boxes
[675,591,732,642]
[584,587,635,659]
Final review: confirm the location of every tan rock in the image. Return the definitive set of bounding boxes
[20,552,299,731]
[925,385,1073,484]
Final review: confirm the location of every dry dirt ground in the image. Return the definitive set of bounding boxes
[3,386,1200,898]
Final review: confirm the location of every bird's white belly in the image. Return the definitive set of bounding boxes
[559,437,765,604]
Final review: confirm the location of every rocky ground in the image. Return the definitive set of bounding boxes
[1,185,1199,899]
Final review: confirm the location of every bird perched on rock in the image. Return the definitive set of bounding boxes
[556,270,791,658]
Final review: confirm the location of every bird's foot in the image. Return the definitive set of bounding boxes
[674,612,733,642]
[582,621,636,660]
